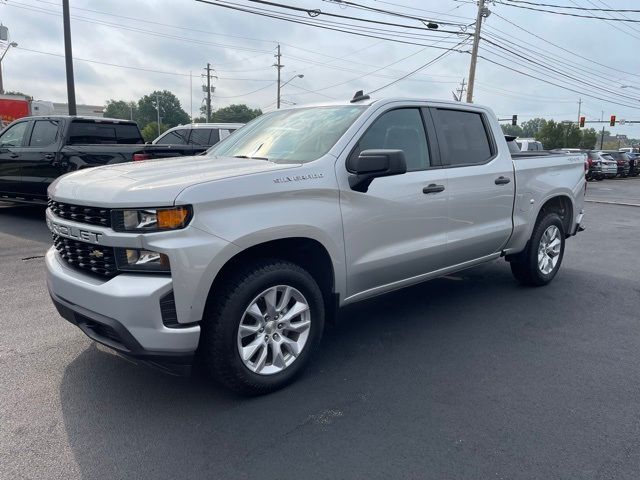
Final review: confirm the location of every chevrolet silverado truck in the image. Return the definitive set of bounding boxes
[0,116,238,204]
[45,97,586,395]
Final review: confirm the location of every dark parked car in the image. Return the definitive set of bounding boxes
[626,152,639,176]
[599,151,630,177]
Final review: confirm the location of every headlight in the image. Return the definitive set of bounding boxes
[115,248,170,272]
[112,206,192,232]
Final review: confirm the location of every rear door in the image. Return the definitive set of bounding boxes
[0,120,31,196]
[189,128,216,154]
[19,119,62,199]
[430,107,515,265]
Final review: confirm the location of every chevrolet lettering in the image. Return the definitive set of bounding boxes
[46,218,103,244]
[45,97,586,395]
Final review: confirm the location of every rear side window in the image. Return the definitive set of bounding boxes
[29,120,59,147]
[190,128,213,146]
[353,108,430,171]
[432,109,493,166]
[115,124,143,144]
[68,122,117,144]
[156,130,188,145]
[0,121,29,147]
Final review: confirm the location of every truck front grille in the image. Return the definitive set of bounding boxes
[48,199,111,228]
[52,234,118,278]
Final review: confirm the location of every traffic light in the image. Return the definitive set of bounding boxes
[511,114,518,126]
[610,115,616,127]
[579,116,585,128]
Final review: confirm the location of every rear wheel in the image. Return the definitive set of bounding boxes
[199,260,325,395]
[509,212,565,286]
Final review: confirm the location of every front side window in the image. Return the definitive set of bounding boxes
[156,130,189,145]
[29,120,59,147]
[352,108,430,171]
[0,121,28,147]
[208,106,366,163]
[432,109,493,166]
[68,122,117,144]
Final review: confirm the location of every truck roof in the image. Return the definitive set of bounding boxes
[24,115,137,125]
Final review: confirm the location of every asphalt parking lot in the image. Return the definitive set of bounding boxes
[1,178,640,480]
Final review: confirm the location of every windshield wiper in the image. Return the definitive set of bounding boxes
[232,155,270,161]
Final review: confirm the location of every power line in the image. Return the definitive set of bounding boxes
[319,0,470,27]
[241,0,470,32]
[477,52,640,110]
[213,82,277,99]
[505,0,640,12]
[493,1,640,21]
[491,11,640,79]
[368,38,470,94]
[14,46,273,81]
[480,37,640,103]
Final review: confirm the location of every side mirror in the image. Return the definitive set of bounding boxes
[347,149,407,192]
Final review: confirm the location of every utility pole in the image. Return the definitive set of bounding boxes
[455,78,466,102]
[274,44,283,109]
[600,126,605,150]
[189,70,193,122]
[206,63,212,122]
[156,92,161,138]
[62,0,76,115]
[466,0,488,103]
[577,98,582,124]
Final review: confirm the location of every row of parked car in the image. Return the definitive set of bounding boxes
[584,150,639,181]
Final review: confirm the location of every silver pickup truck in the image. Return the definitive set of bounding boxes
[45,97,586,394]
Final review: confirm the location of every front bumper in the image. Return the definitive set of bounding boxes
[46,248,200,371]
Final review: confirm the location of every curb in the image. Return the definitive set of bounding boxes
[585,199,640,207]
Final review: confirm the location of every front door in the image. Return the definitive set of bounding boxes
[339,107,449,299]
[20,119,62,199]
[430,107,515,265]
[0,120,30,197]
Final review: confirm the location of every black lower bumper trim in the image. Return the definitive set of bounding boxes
[50,290,194,375]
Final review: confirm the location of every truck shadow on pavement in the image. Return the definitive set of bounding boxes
[57,260,633,479]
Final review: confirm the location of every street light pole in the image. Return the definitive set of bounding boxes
[156,92,161,138]
[0,41,17,95]
[278,74,304,108]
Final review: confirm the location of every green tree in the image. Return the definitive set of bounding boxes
[137,90,189,129]
[579,128,598,149]
[105,99,138,122]
[204,104,262,123]
[534,120,565,149]
[500,124,523,137]
[5,90,31,98]
[520,118,547,137]
[140,122,169,143]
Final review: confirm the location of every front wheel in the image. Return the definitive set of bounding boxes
[509,212,565,286]
[199,260,325,395]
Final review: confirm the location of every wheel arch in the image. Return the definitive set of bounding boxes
[205,236,340,324]
[535,193,574,236]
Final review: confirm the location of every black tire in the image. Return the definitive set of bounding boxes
[509,212,565,287]
[199,259,325,395]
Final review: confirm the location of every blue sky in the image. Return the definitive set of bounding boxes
[2,0,640,136]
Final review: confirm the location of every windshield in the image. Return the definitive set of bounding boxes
[207,105,366,163]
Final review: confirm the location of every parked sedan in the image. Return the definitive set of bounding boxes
[599,151,630,177]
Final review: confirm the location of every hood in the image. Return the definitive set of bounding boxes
[48,155,299,207]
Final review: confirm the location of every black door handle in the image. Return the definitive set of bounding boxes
[9,153,19,158]
[495,176,511,185]
[423,183,445,194]
[44,153,55,160]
